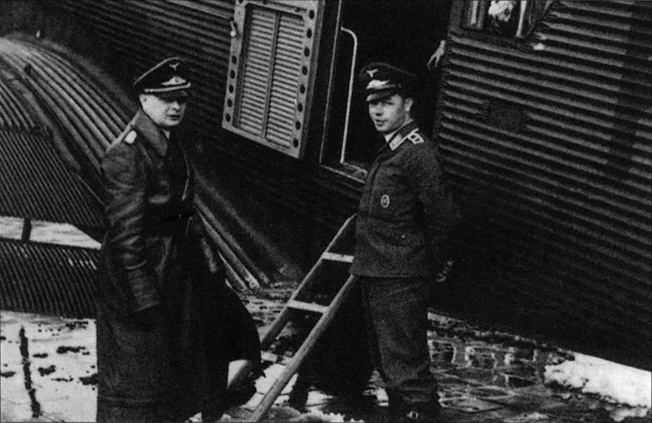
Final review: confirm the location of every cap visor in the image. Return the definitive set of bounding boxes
[366,89,398,102]
[157,89,190,101]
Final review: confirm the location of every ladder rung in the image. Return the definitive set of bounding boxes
[321,252,354,263]
[261,351,292,365]
[287,300,329,314]
[261,351,279,363]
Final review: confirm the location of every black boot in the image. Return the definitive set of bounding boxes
[223,367,264,409]
[387,392,442,423]
[396,408,440,422]
[201,391,227,423]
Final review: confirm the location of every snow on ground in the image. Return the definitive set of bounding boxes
[0,216,23,238]
[0,311,97,422]
[225,363,363,422]
[0,216,100,249]
[545,353,651,421]
[283,410,363,422]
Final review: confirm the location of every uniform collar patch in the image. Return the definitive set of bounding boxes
[389,135,406,151]
[387,122,421,151]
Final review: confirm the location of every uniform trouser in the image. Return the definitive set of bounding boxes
[359,276,440,413]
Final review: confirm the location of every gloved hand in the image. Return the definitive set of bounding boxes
[435,259,454,283]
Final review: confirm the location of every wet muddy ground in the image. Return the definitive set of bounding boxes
[232,288,651,422]
[1,287,650,422]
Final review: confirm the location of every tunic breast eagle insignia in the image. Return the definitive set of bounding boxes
[380,194,391,208]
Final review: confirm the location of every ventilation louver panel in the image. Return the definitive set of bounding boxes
[223,0,323,159]
[238,8,274,136]
[266,13,304,147]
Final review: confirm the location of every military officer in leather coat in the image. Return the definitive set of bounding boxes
[96,57,255,422]
[351,62,460,422]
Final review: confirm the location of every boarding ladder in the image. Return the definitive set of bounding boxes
[243,214,359,421]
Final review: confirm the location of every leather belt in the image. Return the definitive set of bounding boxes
[149,214,193,236]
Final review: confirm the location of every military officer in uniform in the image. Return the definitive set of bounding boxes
[350,62,460,422]
[97,57,259,422]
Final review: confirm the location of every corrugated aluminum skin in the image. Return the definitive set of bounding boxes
[0,239,98,318]
[436,1,651,363]
[0,37,134,194]
[0,76,38,131]
[0,129,103,228]
[56,0,232,139]
[0,39,105,229]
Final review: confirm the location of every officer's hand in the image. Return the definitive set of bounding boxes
[427,40,446,71]
[435,259,454,283]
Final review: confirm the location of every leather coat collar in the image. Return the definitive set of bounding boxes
[131,109,168,156]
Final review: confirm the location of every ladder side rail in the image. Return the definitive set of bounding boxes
[260,215,356,346]
[260,249,329,346]
[250,275,360,422]
[287,300,329,314]
[327,214,356,252]
[260,256,331,346]
[259,307,295,347]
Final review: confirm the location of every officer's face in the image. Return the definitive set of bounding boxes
[139,93,188,128]
[367,94,413,135]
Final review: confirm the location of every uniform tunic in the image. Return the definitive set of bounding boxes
[351,120,459,278]
[97,110,231,422]
[351,120,459,412]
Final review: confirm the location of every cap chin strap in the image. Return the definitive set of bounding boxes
[143,82,192,94]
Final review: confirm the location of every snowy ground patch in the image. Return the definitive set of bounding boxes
[0,216,100,249]
[0,311,97,422]
[544,353,651,421]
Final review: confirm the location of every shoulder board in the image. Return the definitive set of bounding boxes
[405,129,424,145]
[124,130,137,145]
[114,122,137,147]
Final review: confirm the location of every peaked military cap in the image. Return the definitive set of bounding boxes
[133,57,191,96]
[358,62,418,102]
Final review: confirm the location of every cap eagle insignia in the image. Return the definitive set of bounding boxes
[161,76,187,86]
[367,79,390,90]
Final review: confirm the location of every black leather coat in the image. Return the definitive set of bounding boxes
[96,110,229,422]
[99,109,222,315]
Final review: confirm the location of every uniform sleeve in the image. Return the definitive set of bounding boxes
[101,142,159,313]
[405,143,460,266]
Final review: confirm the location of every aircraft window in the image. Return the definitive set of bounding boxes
[222,0,323,159]
[463,0,555,38]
